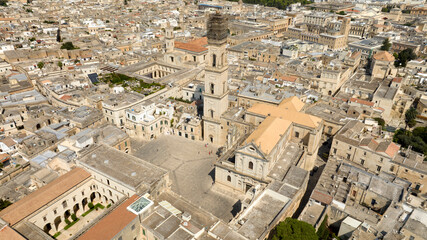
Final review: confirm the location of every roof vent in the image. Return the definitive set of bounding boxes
[104,159,109,164]
[131,172,137,177]
[182,212,191,221]
[92,154,96,158]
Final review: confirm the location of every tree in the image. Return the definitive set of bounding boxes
[0,0,7,7]
[37,61,44,70]
[374,118,385,128]
[380,38,391,51]
[56,28,61,42]
[405,107,418,129]
[57,61,63,69]
[270,218,318,240]
[124,0,128,5]
[60,41,78,50]
[337,11,346,15]
[395,48,417,68]
[0,199,12,210]
[316,216,329,240]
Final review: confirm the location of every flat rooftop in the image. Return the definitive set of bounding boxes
[237,189,291,239]
[78,144,168,192]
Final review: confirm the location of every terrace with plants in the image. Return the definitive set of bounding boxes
[99,73,165,96]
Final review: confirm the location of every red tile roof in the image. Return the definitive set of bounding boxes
[281,75,298,82]
[60,95,72,101]
[392,77,402,83]
[349,98,374,107]
[373,51,395,62]
[78,195,139,240]
[0,225,26,240]
[187,37,208,46]
[0,168,91,225]
[311,190,332,205]
[175,41,208,53]
[384,142,400,158]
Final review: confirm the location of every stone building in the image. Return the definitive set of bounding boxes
[370,51,396,79]
[329,120,400,175]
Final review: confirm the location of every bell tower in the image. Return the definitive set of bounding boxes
[203,11,229,145]
[165,23,174,53]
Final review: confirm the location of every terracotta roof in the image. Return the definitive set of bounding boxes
[78,195,139,240]
[60,95,72,101]
[384,142,400,158]
[0,225,26,240]
[0,168,91,225]
[0,137,16,148]
[187,37,208,46]
[350,51,362,59]
[175,41,208,53]
[373,51,395,62]
[0,153,10,162]
[248,97,321,129]
[311,190,332,205]
[244,117,292,155]
[279,96,305,112]
[349,98,374,107]
[392,77,402,83]
[280,75,298,82]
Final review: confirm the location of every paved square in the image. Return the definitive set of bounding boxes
[131,135,242,222]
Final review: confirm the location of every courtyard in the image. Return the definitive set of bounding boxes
[131,135,243,222]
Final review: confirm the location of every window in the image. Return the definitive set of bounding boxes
[249,161,254,170]
[73,196,76,202]
[53,209,57,215]
[227,175,231,182]
[348,146,352,150]
[210,83,215,94]
[390,166,395,172]
[363,152,366,156]
[125,141,127,147]
[43,216,47,221]
[346,154,351,160]
[333,148,337,154]
[131,224,135,230]
[212,54,216,67]
[377,165,381,172]
[361,159,365,165]
[143,229,146,236]
[118,237,122,240]
[295,132,299,138]
[107,179,110,185]
[380,158,383,163]
[82,190,85,196]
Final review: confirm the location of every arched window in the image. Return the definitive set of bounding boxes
[249,161,254,170]
[62,200,67,209]
[210,83,215,94]
[227,175,231,182]
[212,54,216,67]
